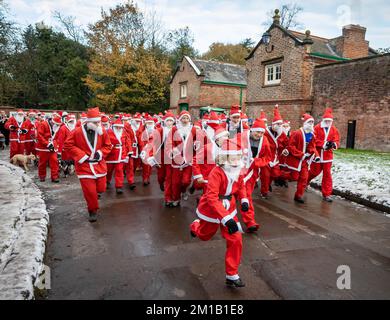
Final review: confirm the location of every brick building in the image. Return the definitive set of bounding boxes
[169,56,247,118]
[245,9,387,151]
[312,54,390,152]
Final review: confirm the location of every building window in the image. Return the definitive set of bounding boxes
[265,63,282,85]
[180,83,187,98]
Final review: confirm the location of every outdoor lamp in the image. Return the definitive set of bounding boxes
[262,31,274,52]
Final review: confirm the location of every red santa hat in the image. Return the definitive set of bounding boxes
[207,111,219,124]
[178,110,191,121]
[121,113,129,121]
[81,112,87,119]
[144,115,154,124]
[322,108,334,121]
[112,118,124,128]
[272,105,283,125]
[132,113,142,122]
[301,113,314,124]
[219,139,242,156]
[28,109,36,116]
[66,114,76,122]
[193,120,202,130]
[52,115,62,125]
[282,120,290,126]
[250,118,266,132]
[101,114,110,124]
[229,105,241,117]
[219,113,227,122]
[86,107,101,122]
[259,110,267,122]
[17,109,24,115]
[163,111,175,123]
[241,113,249,122]
[214,125,230,141]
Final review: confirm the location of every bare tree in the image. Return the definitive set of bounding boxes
[263,3,304,30]
[53,11,85,43]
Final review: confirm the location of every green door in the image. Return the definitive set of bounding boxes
[179,103,189,111]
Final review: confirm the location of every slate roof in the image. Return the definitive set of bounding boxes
[170,56,247,86]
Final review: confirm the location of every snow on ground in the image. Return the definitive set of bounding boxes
[0,160,49,300]
[312,149,390,209]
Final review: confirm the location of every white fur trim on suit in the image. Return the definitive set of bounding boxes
[241,198,249,204]
[221,210,238,226]
[79,154,89,164]
[250,127,265,132]
[85,117,101,122]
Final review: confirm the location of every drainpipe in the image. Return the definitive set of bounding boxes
[239,87,243,108]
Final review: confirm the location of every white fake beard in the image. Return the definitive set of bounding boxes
[53,124,60,133]
[67,122,76,131]
[131,121,140,131]
[282,127,290,135]
[16,115,24,123]
[146,124,154,134]
[178,124,191,137]
[223,163,243,181]
[303,123,314,133]
[102,123,110,130]
[320,120,332,128]
[87,122,103,135]
[113,127,123,138]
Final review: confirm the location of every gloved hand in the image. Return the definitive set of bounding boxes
[324,141,333,150]
[21,129,28,134]
[47,143,55,152]
[93,151,101,161]
[331,142,337,150]
[314,156,321,163]
[9,125,16,130]
[304,153,312,159]
[57,153,62,160]
[241,202,249,212]
[282,149,289,156]
[147,157,157,167]
[225,219,239,235]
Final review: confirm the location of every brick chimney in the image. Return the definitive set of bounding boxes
[335,24,369,59]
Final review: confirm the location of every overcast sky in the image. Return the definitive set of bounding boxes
[7,0,390,53]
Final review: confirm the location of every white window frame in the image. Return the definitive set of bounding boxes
[180,83,187,98]
[265,63,282,85]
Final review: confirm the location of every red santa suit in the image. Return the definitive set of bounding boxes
[285,114,320,201]
[106,119,131,189]
[36,116,61,181]
[190,140,248,282]
[260,106,289,196]
[56,115,76,161]
[5,110,28,158]
[308,109,340,198]
[165,111,197,203]
[192,125,228,193]
[124,115,142,187]
[23,111,38,156]
[139,116,156,184]
[63,108,112,214]
[239,119,272,230]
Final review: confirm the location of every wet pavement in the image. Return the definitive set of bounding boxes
[33,170,390,300]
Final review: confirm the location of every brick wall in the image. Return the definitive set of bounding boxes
[199,84,246,110]
[312,54,390,152]
[169,58,201,110]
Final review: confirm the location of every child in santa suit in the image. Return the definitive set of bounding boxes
[239,118,272,232]
[5,109,28,158]
[284,114,320,203]
[192,125,229,194]
[165,110,197,207]
[308,108,340,202]
[106,119,132,194]
[35,115,62,182]
[124,113,142,190]
[144,112,175,201]
[190,139,249,288]
[260,105,289,198]
[63,107,112,222]
[139,115,155,186]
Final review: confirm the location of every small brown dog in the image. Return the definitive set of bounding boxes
[10,154,36,171]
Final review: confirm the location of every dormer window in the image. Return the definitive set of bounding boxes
[265,63,282,85]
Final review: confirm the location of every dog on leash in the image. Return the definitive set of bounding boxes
[10,154,36,171]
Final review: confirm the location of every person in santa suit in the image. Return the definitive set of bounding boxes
[5,109,28,158]
[165,110,197,207]
[63,107,112,222]
[144,112,175,204]
[308,108,340,202]
[190,139,249,288]
[284,114,320,203]
[22,110,38,156]
[204,111,220,143]
[239,118,272,232]
[139,115,155,186]
[260,105,289,198]
[225,105,248,138]
[124,113,142,190]
[278,120,291,177]
[101,114,111,131]
[105,119,132,194]
[36,115,62,182]
[56,114,77,177]
[192,125,230,194]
